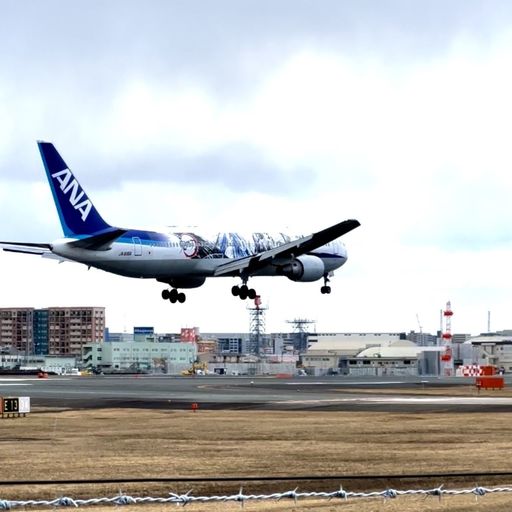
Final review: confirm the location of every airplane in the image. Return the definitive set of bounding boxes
[0,142,360,304]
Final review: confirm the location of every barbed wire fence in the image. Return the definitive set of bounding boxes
[1,484,512,509]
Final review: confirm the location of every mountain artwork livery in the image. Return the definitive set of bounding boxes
[0,142,361,304]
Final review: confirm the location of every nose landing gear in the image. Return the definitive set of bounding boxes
[320,275,332,295]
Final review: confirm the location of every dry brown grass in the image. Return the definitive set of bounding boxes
[1,407,512,511]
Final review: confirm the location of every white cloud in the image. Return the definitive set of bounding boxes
[2,3,512,336]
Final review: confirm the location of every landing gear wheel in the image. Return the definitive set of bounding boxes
[163,288,186,304]
[232,281,257,301]
[321,274,332,294]
[239,285,248,300]
[168,288,179,303]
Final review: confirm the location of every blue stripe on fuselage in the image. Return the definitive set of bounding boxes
[119,230,169,244]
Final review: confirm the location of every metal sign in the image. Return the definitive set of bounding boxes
[1,396,30,417]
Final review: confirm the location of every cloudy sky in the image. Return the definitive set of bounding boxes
[1,0,512,336]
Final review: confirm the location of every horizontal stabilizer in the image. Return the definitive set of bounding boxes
[68,228,126,251]
[3,247,48,255]
[0,241,52,256]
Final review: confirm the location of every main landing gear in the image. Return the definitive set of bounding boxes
[231,283,257,301]
[161,288,186,303]
[320,275,332,295]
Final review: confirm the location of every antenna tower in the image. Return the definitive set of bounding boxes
[440,301,454,376]
[247,295,268,355]
[286,318,316,351]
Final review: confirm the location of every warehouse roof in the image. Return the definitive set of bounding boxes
[356,340,421,359]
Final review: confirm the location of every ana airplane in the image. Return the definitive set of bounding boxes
[0,142,360,303]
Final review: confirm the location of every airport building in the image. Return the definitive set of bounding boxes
[82,340,197,373]
[301,333,444,376]
[0,352,79,373]
[345,340,421,376]
[306,332,405,352]
[461,332,512,372]
[0,307,105,357]
[302,332,411,376]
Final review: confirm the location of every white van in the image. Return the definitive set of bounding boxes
[61,368,81,376]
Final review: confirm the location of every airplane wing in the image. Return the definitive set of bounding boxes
[213,219,360,277]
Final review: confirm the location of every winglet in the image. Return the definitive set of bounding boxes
[37,141,111,237]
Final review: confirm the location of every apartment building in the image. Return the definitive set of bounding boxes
[0,307,105,356]
[0,308,34,354]
[47,307,105,356]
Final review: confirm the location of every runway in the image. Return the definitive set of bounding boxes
[1,374,512,412]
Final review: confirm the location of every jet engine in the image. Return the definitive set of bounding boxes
[280,255,325,282]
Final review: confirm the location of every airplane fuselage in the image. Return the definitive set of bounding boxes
[52,229,348,281]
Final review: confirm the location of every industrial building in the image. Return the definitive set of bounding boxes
[0,307,105,356]
[306,332,405,351]
[82,340,197,373]
[346,340,421,376]
[460,332,512,371]
[0,352,78,373]
[302,332,416,376]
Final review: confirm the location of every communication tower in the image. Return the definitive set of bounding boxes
[440,301,454,376]
[247,295,268,355]
[286,318,316,351]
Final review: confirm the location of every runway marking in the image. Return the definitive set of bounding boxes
[276,396,512,405]
[367,396,512,404]
[0,378,39,382]
[283,381,405,385]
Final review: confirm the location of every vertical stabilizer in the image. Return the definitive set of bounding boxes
[37,141,111,237]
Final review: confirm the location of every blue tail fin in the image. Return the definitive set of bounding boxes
[38,141,111,237]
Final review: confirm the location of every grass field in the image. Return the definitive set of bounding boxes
[1,406,512,510]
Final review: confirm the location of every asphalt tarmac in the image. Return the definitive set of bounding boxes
[1,374,512,412]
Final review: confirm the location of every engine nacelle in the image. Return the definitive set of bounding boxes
[281,255,325,282]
